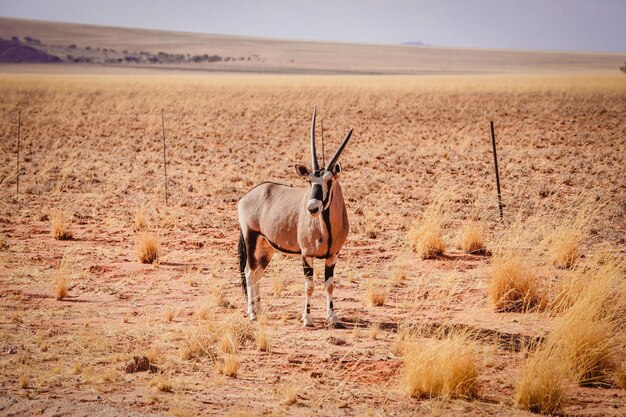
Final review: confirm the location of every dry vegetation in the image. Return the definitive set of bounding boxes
[0,71,624,416]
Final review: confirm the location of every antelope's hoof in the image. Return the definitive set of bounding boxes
[248,312,257,322]
[301,314,314,327]
[327,314,342,328]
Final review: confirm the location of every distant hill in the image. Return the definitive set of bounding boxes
[0,16,623,74]
[0,37,61,63]
[400,41,430,47]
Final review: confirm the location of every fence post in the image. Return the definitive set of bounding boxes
[16,110,21,202]
[490,121,503,220]
[161,112,168,206]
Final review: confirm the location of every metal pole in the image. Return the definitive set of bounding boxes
[490,121,503,220]
[161,113,168,206]
[16,110,21,202]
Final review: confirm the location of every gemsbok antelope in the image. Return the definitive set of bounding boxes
[238,109,353,327]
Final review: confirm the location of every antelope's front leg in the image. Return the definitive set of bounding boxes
[325,255,339,327]
[301,257,315,327]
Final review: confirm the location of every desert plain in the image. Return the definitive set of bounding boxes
[0,18,625,417]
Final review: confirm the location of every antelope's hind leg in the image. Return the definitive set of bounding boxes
[245,232,274,321]
[301,257,315,327]
[324,255,341,327]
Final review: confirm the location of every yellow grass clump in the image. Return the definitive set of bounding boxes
[548,258,625,386]
[53,257,71,300]
[366,281,386,307]
[544,196,599,269]
[50,211,73,240]
[400,332,479,399]
[488,257,545,312]
[255,327,271,352]
[217,354,240,377]
[515,345,567,414]
[408,189,452,259]
[150,374,173,392]
[134,207,147,231]
[137,232,159,264]
[456,221,487,254]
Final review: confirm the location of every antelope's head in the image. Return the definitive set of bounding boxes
[295,109,353,218]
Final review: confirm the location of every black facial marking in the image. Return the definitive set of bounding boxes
[311,183,323,201]
[325,264,335,281]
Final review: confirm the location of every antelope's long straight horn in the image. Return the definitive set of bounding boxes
[311,108,320,171]
[325,129,353,171]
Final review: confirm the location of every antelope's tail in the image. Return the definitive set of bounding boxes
[238,229,247,299]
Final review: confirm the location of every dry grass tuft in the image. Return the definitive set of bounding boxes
[195,305,210,321]
[134,207,147,231]
[456,221,487,254]
[544,196,599,269]
[548,257,625,386]
[165,307,176,322]
[50,211,73,240]
[150,374,173,392]
[53,257,70,300]
[488,258,545,312]
[515,345,567,414]
[180,325,218,362]
[366,281,386,307]
[209,284,230,308]
[217,354,240,377]
[137,232,159,264]
[255,327,271,352]
[401,332,479,399]
[408,189,453,259]
[282,384,299,405]
[369,322,381,340]
[18,370,29,389]
[271,275,284,298]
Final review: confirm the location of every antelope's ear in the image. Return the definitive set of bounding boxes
[295,164,311,177]
[332,162,342,177]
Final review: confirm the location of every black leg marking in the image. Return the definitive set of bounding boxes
[325,264,335,281]
[247,230,260,271]
[329,300,334,310]
[303,258,314,279]
[306,303,310,314]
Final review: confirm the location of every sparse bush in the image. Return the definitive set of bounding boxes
[137,232,159,263]
[401,332,479,399]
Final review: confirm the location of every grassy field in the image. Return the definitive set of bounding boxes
[0,71,624,416]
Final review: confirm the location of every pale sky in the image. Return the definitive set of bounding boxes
[1,0,625,52]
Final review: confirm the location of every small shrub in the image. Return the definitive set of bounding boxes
[401,332,479,399]
[137,232,159,263]
[51,211,73,240]
[488,258,545,312]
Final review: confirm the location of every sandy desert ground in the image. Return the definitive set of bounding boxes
[0,70,625,416]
